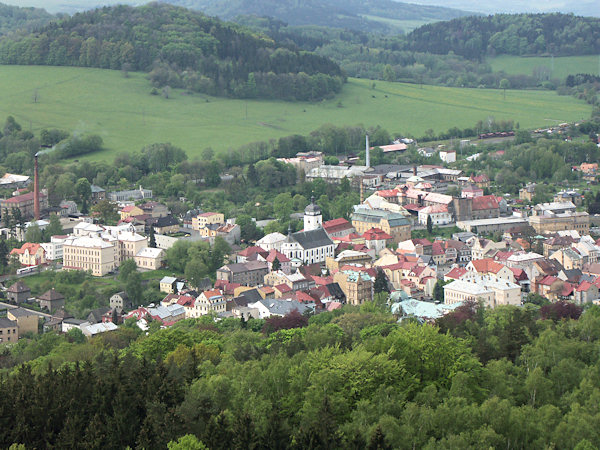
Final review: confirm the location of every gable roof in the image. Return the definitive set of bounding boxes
[469,258,507,274]
[472,195,499,211]
[289,228,334,250]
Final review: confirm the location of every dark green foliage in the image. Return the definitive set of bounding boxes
[373,268,389,294]
[407,13,600,59]
[0,3,344,101]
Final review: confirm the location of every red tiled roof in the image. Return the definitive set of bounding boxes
[274,283,292,293]
[470,258,506,274]
[3,191,46,203]
[10,243,42,255]
[472,195,499,211]
[509,267,528,281]
[296,291,316,303]
[311,275,333,286]
[538,275,558,286]
[202,289,222,299]
[446,267,467,279]
[560,283,574,297]
[376,189,399,198]
[432,242,444,256]
[576,281,594,292]
[120,205,137,212]
[177,295,195,307]
[494,251,514,261]
[266,249,290,263]
[470,174,490,183]
[363,227,392,241]
[238,246,267,257]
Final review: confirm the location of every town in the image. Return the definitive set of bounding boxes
[0,136,598,341]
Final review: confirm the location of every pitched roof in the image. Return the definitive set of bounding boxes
[322,218,354,233]
[363,227,393,241]
[2,191,46,203]
[289,228,334,250]
[446,267,467,279]
[238,246,268,257]
[38,289,65,301]
[10,243,42,255]
[472,195,499,211]
[8,281,30,293]
[469,258,507,274]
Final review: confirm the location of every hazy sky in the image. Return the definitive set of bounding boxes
[2,0,598,16]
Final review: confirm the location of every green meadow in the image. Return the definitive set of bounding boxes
[0,65,591,161]
[489,55,600,80]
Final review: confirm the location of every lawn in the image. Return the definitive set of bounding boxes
[0,65,591,161]
[489,55,600,80]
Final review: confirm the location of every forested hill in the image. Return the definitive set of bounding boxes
[406,13,600,60]
[0,2,54,36]
[165,0,472,34]
[0,2,345,101]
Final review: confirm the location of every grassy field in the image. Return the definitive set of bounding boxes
[489,55,600,80]
[0,65,591,161]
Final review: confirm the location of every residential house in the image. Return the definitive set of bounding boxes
[110,291,132,313]
[333,269,373,305]
[140,202,169,218]
[10,243,46,266]
[574,281,600,304]
[470,238,508,260]
[0,317,18,343]
[134,247,165,271]
[262,249,291,274]
[444,276,521,308]
[7,308,39,335]
[264,270,313,292]
[418,205,452,226]
[160,276,179,294]
[247,298,312,319]
[444,239,471,263]
[326,250,373,273]
[41,235,69,261]
[466,258,515,282]
[6,281,30,304]
[543,235,577,257]
[193,290,227,317]
[470,174,490,188]
[87,307,112,324]
[363,228,392,255]
[461,184,484,199]
[150,215,179,234]
[439,149,456,163]
[236,246,268,263]
[322,218,356,238]
[216,261,269,286]
[90,185,106,204]
[192,212,225,231]
[519,183,536,202]
[37,289,65,312]
[551,248,585,270]
[119,205,143,221]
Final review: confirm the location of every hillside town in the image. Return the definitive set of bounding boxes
[0,141,599,339]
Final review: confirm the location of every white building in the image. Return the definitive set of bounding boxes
[256,232,287,252]
[304,196,323,231]
[439,149,456,163]
[418,205,452,226]
[41,235,69,261]
[444,275,521,308]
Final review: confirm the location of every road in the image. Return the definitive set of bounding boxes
[0,300,52,318]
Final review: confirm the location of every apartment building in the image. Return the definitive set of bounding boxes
[333,270,373,305]
[192,212,224,231]
[62,236,118,276]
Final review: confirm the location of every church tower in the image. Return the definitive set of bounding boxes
[304,196,322,231]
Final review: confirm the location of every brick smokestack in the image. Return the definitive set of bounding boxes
[34,153,40,221]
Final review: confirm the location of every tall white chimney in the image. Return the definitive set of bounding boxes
[365,134,370,168]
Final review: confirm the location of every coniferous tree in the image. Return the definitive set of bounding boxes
[374,268,389,293]
[149,226,156,248]
[427,215,433,234]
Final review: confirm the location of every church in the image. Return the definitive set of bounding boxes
[280,197,335,265]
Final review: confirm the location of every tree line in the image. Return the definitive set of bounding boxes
[1,301,600,448]
[0,3,344,101]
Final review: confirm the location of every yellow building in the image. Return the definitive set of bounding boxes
[119,205,144,220]
[10,243,46,266]
[351,208,411,243]
[63,236,117,276]
[192,212,224,231]
[333,270,373,305]
[134,247,165,271]
[0,317,18,343]
[7,308,38,335]
[529,212,589,234]
[117,232,148,261]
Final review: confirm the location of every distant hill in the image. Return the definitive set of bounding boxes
[406,13,600,59]
[0,2,345,101]
[164,0,473,33]
[407,0,599,18]
[0,2,54,35]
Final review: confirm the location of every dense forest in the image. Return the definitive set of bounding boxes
[235,13,600,89]
[166,0,470,34]
[406,13,600,60]
[1,301,600,448]
[0,3,344,101]
[0,2,54,36]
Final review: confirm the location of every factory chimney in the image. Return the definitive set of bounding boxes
[34,153,40,221]
[365,134,370,168]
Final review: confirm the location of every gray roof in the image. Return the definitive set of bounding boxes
[0,317,17,328]
[290,228,334,250]
[8,281,30,293]
[8,307,39,318]
[219,261,268,274]
[304,197,321,215]
[154,215,179,227]
[255,299,312,316]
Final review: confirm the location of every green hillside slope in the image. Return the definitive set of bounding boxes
[0,65,589,161]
